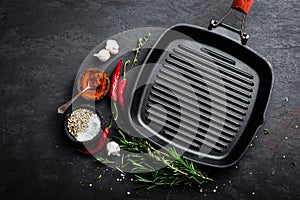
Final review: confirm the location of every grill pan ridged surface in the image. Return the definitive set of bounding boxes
[129,24,273,167]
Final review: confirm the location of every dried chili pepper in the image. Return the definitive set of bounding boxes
[118,60,130,109]
[109,60,123,120]
[77,119,112,155]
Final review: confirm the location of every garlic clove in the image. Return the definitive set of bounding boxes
[107,141,121,157]
[94,49,111,62]
[107,48,119,55]
[105,40,119,55]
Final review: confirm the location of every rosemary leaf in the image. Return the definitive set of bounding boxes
[96,157,114,164]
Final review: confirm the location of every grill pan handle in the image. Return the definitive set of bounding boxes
[231,0,254,14]
[208,0,255,45]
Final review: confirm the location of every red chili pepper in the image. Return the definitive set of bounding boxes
[118,60,130,109]
[109,60,123,100]
[77,119,112,155]
[109,60,123,120]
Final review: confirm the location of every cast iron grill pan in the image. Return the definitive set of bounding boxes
[128,23,272,167]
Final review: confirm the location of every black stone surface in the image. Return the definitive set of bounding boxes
[0,0,299,199]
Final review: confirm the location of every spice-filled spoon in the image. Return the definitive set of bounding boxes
[57,82,95,114]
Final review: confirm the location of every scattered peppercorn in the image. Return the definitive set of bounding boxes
[263,129,270,135]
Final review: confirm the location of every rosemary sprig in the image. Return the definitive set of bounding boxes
[131,33,151,68]
[112,128,212,189]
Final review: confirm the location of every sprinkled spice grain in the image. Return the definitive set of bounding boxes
[67,108,101,142]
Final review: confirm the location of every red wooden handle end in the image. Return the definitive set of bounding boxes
[231,0,254,14]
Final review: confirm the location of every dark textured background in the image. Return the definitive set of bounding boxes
[0,0,299,199]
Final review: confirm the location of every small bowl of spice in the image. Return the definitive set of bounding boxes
[64,104,103,144]
[77,68,110,101]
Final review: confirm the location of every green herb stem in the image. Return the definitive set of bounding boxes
[123,60,130,80]
[131,33,151,68]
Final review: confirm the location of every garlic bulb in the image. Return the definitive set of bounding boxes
[105,40,119,55]
[94,49,111,62]
[107,141,120,157]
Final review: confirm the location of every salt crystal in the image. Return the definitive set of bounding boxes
[252,192,255,195]
[200,188,203,193]
[127,192,131,195]
[77,114,101,142]
[285,137,288,140]
[283,155,286,159]
[213,189,217,193]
